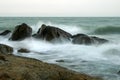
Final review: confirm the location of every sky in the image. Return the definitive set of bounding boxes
[0,0,120,17]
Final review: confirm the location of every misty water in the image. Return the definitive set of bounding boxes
[0,17,120,80]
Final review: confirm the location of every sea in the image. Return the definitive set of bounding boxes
[0,17,120,80]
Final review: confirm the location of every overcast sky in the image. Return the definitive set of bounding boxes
[0,0,120,17]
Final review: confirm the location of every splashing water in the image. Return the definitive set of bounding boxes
[1,17,120,80]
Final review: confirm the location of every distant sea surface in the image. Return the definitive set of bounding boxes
[0,17,120,80]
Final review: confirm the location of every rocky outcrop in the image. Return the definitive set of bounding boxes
[72,34,94,45]
[0,53,102,80]
[9,23,32,41]
[33,24,72,42]
[72,34,108,45]
[0,44,13,54]
[0,30,11,36]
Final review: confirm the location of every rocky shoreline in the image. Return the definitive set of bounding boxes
[0,23,107,80]
[0,44,102,80]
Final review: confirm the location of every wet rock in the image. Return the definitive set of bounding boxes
[0,30,11,36]
[9,23,32,41]
[56,60,65,62]
[72,34,94,45]
[33,24,72,42]
[0,44,13,54]
[18,48,30,53]
[72,34,108,45]
[91,36,108,44]
[0,54,102,80]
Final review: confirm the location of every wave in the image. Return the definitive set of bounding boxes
[93,26,120,34]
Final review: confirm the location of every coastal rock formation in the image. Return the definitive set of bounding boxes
[0,44,13,55]
[0,30,11,36]
[72,34,94,45]
[72,34,108,45]
[33,24,72,42]
[0,53,102,80]
[9,23,32,41]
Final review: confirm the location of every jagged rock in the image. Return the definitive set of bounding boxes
[0,30,11,36]
[0,44,13,54]
[18,48,30,53]
[33,24,72,42]
[72,34,94,45]
[0,54,102,80]
[9,23,32,41]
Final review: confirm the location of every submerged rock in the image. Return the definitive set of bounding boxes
[33,24,72,42]
[0,54,102,80]
[72,34,108,45]
[0,44,13,54]
[91,36,108,44]
[0,30,11,36]
[9,23,32,41]
[18,48,30,53]
[56,59,65,62]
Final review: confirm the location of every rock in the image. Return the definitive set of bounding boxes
[0,30,11,36]
[72,34,94,45]
[34,24,72,42]
[18,48,30,53]
[0,54,102,80]
[9,23,32,41]
[0,55,7,61]
[0,44,13,54]
[91,36,108,44]
[56,60,65,62]
[72,34,108,45]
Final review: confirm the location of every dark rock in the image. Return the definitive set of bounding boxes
[91,36,108,44]
[72,34,94,45]
[0,30,11,36]
[0,55,7,61]
[9,23,32,41]
[0,44,13,54]
[0,54,102,80]
[72,34,108,45]
[34,24,72,42]
[18,48,30,53]
[56,60,65,62]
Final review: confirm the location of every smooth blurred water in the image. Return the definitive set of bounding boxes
[0,17,120,80]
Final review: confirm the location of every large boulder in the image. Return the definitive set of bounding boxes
[0,30,11,36]
[9,23,32,41]
[0,54,102,80]
[33,24,72,42]
[72,34,108,45]
[0,44,13,54]
[72,34,94,45]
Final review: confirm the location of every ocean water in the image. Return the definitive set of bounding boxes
[0,17,120,80]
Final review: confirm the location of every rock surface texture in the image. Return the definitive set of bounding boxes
[9,23,32,41]
[34,24,72,42]
[0,53,102,80]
